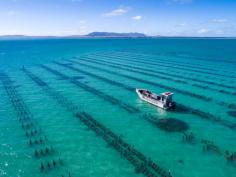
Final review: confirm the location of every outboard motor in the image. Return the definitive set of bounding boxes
[169,102,176,110]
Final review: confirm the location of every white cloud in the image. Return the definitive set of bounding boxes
[79,20,86,24]
[197,28,210,34]
[132,15,142,20]
[212,19,228,23]
[103,8,128,17]
[178,23,187,26]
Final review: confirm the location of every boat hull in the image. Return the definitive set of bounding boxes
[136,89,174,110]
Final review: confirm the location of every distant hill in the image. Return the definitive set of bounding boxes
[1,33,234,40]
[0,35,29,39]
[0,32,148,39]
[86,32,147,38]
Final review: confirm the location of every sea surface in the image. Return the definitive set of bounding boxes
[0,38,236,177]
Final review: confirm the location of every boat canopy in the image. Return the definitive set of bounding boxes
[161,92,173,96]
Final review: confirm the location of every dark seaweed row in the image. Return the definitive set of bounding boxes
[225,151,236,162]
[73,57,236,110]
[54,61,191,132]
[104,51,236,76]
[93,52,236,79]
[114,50,223,71]
[143,114,201,147]
[0,72,69,176]
[113,51,235,82]
[145,114,236,163]
[85,53,231,85]
[82,56,236,96]
[105,51,229,73]
[98,52,220,73]
[40,64,140,114]
[50,62,236,162]
[85,57,187,85]
[23,68,173,177]
[40,62,233,159]
[77,112,173,177]
[22,68,79,114]
[201,140,236,162]
[54,61,135,91]
[83,56,236,109]
[118,49,236,69]
[74,57,210,101]
[90,55,236,95]
[28,65,236,166]
[95,52,236,83]
[90,53,236,91]
[144,114,236,162]
[65,60,236,129]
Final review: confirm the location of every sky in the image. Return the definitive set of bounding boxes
[0,0,236,37]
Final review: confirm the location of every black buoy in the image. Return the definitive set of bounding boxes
[39,137,43,144]
[168,169,172,177]
[52,160,56,167]
[29,139,32,145]
[45,147,49,154]
[47,162,51,168]
[34,150,39,157]
[40,162,44,172]
[34,139,38,144]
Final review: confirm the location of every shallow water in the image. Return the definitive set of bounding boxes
[0,38,236,177]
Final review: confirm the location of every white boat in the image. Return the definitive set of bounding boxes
[136,88,176,110]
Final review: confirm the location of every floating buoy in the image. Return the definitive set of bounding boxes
[40,162,44,172]
[52,160,56,167]
[34,150,39,157]
[47,162,51,168]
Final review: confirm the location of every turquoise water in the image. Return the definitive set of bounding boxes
[0,38,236,177]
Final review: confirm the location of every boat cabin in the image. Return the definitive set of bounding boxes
[160,92,173,103]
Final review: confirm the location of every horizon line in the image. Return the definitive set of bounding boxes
[0,34,236,38]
